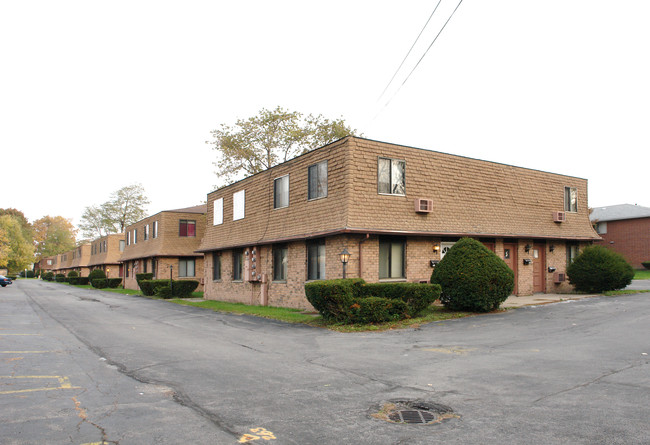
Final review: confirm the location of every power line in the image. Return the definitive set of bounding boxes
[379,0,465,111]
[377,0,443,102]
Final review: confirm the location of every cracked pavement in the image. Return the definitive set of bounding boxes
[1,280,649,444]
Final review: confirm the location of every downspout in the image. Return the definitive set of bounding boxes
[358,233,370,279]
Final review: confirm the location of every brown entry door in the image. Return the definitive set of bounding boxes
[503,243,518,295]
[532,243,546,293]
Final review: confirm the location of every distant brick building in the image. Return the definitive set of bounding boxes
[198,137,600,309]
[50,244,92,277]
[590,204,650,269]
[120,205,206,291]
[88,233,126,278]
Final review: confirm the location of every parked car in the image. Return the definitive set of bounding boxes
[0,275,12,287]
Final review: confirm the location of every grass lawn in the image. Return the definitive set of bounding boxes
[634,269,650,280]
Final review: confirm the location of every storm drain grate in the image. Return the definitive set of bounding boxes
[372,399,457,425]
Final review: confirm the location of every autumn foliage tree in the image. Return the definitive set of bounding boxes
[207,106,358,185]
[33,216,77,261]
[0,214,35,272]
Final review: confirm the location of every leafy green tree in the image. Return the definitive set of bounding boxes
[0,215,35,272]
[0,208,33,242]
[207,106,359,184]
[33,215,77,260]
[79,184,150,236]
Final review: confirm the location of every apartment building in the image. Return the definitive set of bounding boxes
[591,204,650,268]
[198,136,600,309]
[88,233,126,278]
[120,205,206,291]
[51,244,91,276]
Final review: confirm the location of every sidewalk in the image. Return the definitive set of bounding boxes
[502,293,600,308]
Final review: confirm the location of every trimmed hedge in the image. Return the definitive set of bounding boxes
[68,277,80,285]
[88,269,106,280]
[136,273,153,283]
[139,279,199,298]
[305,278,440,324]
[78,277,90,285]
[90,278,122,289]
[431,237,514,312]
[67,271,79,278]
[55,274,66,283]
[567,245,634,293]
[42,272,54,281]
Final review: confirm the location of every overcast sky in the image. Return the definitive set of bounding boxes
[2,1,648,234]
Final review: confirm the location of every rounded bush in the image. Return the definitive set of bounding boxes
[567,245,634,293]
[67,271,79,278]
[88,269,106,280]
[431,238,514,312]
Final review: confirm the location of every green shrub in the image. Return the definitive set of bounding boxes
[78,277,90,285]
[42,272,54,281]
[431,237,514,312]
[136,273,153,283]
[55,274,66,283]
[304,279,364,321]
[642,261,650,270]
[567,245,634,293]
[91,278,108,289]
[348,296,409,323]
[88,269,106,280]
[139,279,158,296]
[155,284,173,299]
[67,271,79,278]
[19,270,35,278]
[68,277,79,285]
[357,282,440,317]
[107,278,123,288]
[170,280,199,297]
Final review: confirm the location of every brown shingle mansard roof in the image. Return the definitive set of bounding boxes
[199,136,600,252]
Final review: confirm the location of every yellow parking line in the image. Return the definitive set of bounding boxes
[0,375,81,395]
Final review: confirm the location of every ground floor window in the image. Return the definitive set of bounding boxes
[179,258,195,277]
[143,260,148,274]
[379,237,405,279]
[307,240,326,280]
[567,244,579,264]
[152,259,157,278]
[273,245,288,281]
[233,249,243,281]
[213,252,221,281]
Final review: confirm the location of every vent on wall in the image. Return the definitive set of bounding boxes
[553,272,566,283]
[553,211,566,223]
[415,198,433,213]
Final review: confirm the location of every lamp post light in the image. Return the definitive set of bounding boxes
[339,248,351,279]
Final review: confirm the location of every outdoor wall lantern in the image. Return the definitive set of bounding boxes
[433,244,440,253]
[548,267,557,273]
[339,248,351,279]
[523,259,532,265]
[106,267,110,278]
[525,244,531,253]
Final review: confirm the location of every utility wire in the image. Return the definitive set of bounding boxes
[377,0,443,102]
[379,0,465,111]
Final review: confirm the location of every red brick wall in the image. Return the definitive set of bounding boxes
[594,218,650,268]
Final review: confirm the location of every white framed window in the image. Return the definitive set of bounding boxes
[133,229,138,244]
[127,231,131,246]
[152,220,158,238]
[564,186,577,212]
[274,175,289,209]
[308,161,328,200]
[233,190,245,221]
[144,224,149,241]
[378,157,405,195]
[213,198,223,225]
[379,237,405,279]
[179,258,196,277]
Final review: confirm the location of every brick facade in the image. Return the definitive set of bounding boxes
[120,205,206,291]
[594,217,650,269]
[88,233,125,278]
[199,137,600,309]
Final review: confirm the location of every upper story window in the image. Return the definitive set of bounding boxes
[378,157,405,195]
[119,240,125,252]
[127,231,131,246]
[133,229,138,244]
[274,175,289,209]
[213,198,223,225]
[308,161,328,200]
[233,190,245,221]
[144,224,149,241]
[594,222,607,234]
[179,220,196,237]
[564,186,577,212]
[152,220,158,238]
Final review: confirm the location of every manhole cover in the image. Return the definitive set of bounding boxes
[371,399,457,425]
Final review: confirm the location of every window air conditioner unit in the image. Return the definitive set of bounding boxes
[553,272,566,283]
[553,211,566,223]
[415,198,433,213]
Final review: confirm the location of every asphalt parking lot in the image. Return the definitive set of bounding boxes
[1,280,649,444]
